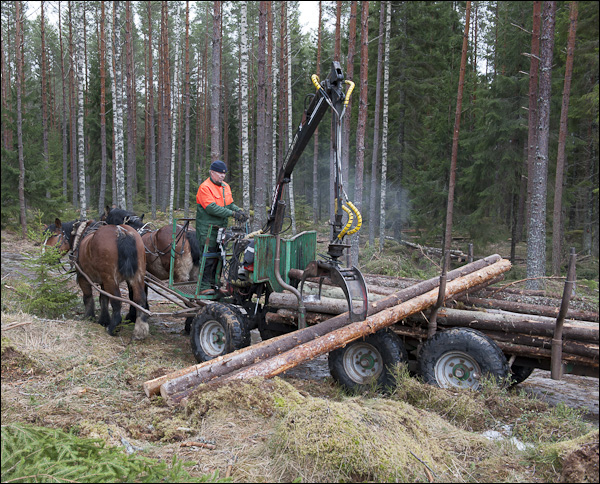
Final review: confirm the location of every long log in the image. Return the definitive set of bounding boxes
[421,308,599,343]
[455,296,598,322]
[143,254,503,398]
[387,323,598,364]
[167,259,512,405]
[266,310,331,326]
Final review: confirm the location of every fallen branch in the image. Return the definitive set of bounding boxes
[180,441,216,450]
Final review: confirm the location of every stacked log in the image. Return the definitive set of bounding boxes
[143,255,507,403]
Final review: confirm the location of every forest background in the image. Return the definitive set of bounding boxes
[1,1,598,287]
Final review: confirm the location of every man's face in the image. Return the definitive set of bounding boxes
[210,170,226,184]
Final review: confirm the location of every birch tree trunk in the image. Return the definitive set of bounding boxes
[98,1,108,214]
[351,1,369,266]
[169,3,182,223]
[286,4,296,234]
[552,1,578,276]
[240,2,250,213]
[59,2,69,199]
[526,1,556,290]
[69,1,78,207]
[76,1,87,218]
[312,2,322,224]
[110,2,126,209]
[368,2,385,246]
[125,1,135,210]
[378,1,391,252]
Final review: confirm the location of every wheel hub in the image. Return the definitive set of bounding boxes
[435,351,482,390]
[343,343,383,384]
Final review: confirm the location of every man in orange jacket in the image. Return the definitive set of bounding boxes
[195,160,247,287]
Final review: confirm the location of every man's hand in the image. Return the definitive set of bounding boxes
[233,210,248,223]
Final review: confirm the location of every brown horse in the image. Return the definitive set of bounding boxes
[69,220,149,340]
[43,218,75,255]
[142,224,196,282]
[101,207,199,282]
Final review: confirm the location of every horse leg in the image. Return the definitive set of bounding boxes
[77,275,95,320]
[105,283,122,336]
[130,281,149,340]
[98,291,111,327]
[125,283,137,323]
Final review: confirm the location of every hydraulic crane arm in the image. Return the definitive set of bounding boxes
[266,61,352,236]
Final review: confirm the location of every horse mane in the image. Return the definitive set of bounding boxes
[103,206,145,230]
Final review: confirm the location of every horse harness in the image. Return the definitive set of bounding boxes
[142,225,188,264]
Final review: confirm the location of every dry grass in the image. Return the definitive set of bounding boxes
[2,226,598,482]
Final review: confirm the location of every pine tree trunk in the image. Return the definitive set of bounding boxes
[210,1,221,162]
[76,1,87,217]
[15,0,26,238]
[342,1,357,247]
[552,1,578,276]
[332,1,343,225]
[351,1,369,266]
[41,2,50,199]
[254,2,268,230]
[98,1,108,214]
[368,2,385,246]
[444,1,471,267]
[147,3,156,219]
[526,1,556,290]
[266,2,274,203]
[378,1,391,252]
[526,2,542,240]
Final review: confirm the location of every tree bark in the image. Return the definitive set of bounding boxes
[76,1,87,218]
[143,254,502,397]
[526,1,556,290]
[368,2,385,246]
[125,1,135,210]
[40,2,50,199]
[351,1,369,266]
[552,2,578,276]
[169,258,512,404]
[15,0,26,238]
[147,2,156,219]
[525,1,542,241]
[169,3,182,222]
[254,2,268,230]
[312,1,322,224]
[184,1,191,218]
[379,1,391,252]
[240,2,250,213]
[210,1,222,162]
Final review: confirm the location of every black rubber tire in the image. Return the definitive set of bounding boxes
[418,328,509,390]
[328,329,408,392]
[510,364,535,386]
[190,303,250,362]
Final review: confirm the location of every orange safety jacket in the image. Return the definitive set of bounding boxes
[195,177,240,248]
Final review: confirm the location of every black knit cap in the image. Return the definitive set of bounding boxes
[210,160,227,173]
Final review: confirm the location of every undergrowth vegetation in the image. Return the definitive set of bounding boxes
[1,226,598,483]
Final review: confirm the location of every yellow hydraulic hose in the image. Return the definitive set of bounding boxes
[311,74,321,91]
[344,80,355,106]
[345,201,362,235]
[338,204,354,239]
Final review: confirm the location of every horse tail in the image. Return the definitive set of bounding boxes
[117,232,139,279]
[186,231,200,266]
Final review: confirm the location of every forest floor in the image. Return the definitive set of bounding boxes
[1,227,599,483]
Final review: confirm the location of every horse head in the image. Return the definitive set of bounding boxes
[43,218,72,255]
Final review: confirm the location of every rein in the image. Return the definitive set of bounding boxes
[144,225,187,258]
